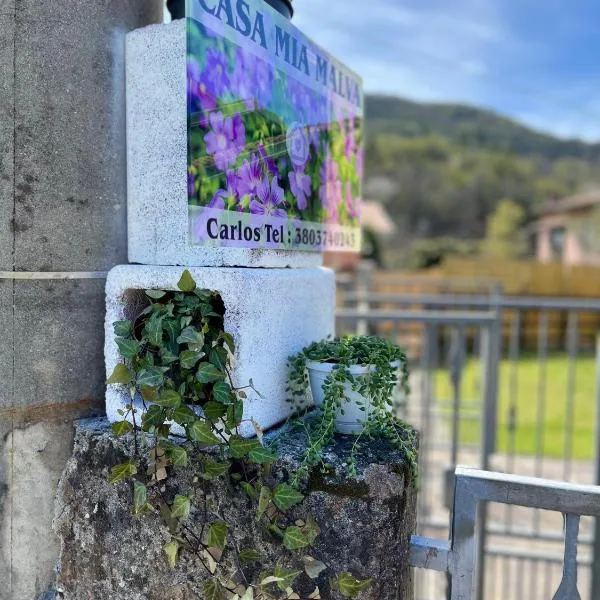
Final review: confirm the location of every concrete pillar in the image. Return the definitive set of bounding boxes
[0,1,164,598]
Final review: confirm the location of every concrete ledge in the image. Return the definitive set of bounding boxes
[105,265,335,435]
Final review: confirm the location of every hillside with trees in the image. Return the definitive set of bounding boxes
[363,94,600,266]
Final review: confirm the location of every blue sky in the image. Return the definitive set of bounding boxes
[292,0,600,141]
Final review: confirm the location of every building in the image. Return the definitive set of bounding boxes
[532,190,600,266]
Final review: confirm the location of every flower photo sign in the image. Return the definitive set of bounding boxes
[187,0,363,252]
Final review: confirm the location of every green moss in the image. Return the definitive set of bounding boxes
[307,467,371,499]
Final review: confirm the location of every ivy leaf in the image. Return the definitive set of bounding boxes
[142,404,166,430]
[107,363,132,385]
[153,389,182,409]
[171,495,191,519]
[240,481,257,499]
[331,573,373,598]
[207,522,228,551]
[137,367,164,388]
[167,446,188,467]
[145,313,165,346]
[273,484,304,511]
[109,462,137,484]
[111,420,133,437]
[283,526,310,550]
[116,338,140,359]
[203,401,227,421]
[146,289,167,299]
[209,347,227,371]
[188,420,220,445]
[196,363,224,384]
[203,580,224,600]
[177,270,197,292]
[202,458,229,479]
[172,405,196,425]
[239,549,262,564]
[227,401,244,429]
[257,486,271,521]
[140,385,158,402]
[303,556,327,579]
[177,326,204,347]
[163,539,179,569]
[249,446,278,465]
[212,380,235,404]
[179,349,203,370]
[228,436,262,458]
[133,481,147,513]
[159,347,178,364]
[113,319,133,337]
[221,331,236,354]
[273,566,302,591]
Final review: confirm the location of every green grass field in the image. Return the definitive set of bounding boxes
[435,354,597,460]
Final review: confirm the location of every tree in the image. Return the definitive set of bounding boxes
[481,199,527,259]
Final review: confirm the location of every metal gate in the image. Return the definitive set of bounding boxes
[335,272,600,600]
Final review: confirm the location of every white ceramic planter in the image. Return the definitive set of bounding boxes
[307,361,400,435]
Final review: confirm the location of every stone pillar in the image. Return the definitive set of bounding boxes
[53,419,417,599]
[0,2,164,598]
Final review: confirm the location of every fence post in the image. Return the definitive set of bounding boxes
[591,334,600,600]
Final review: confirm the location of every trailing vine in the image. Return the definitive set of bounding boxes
[287,336,417,484]
[106,270,374,599]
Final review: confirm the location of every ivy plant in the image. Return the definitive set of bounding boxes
[287,336,417,483]
[106,270,372,599]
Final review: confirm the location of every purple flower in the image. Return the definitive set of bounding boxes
[345,181,360,219]
[188,170,196,198]
[309,126,321,151]
[253,57,274,109]
[250,176,287,218]
[345,128,356,161]
[237,154,263,198]
[209,189,226,210]
[231,48,256,111]
[319,156,342,222]
[202,48,230,98]
[187,58,216,117]
[257,143,278,177]
[289,167,311,211]
[204,112,246,171]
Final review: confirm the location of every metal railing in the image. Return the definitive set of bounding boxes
[410,466,600,600]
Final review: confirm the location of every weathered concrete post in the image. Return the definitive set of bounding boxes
[0,2,163,598]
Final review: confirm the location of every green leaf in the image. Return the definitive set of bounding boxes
[203,401,226,421]
[177,326,204,347]
[228,435,262,458]
[113,319,133,337]
[257,486,271,521]
[167,446,188,467]
[159,347,178,364]
[163,539,179,569]
[188,420,221,445]
[249,446,278,465]
[153,389,182,409]
[137,367,164,388]
[196,363,224,384]
[239,549,262,564]
[202,580,224,600]
[273,565,302,591]
[283,526,310,550]
[240,481,257,499]
[207,521,228,551]
[116,338,140,359]
[303,556,327,579]
[331,573,373,598]
[146,289,167,299]
[172,405,196,425]
[177,270,197,292]
[109,462,137,484]
[221,332,236,354]
[273,484,304,511]
[209,347,227,371]
[171,494,191,519]
[179,350,203,370]
[107,363,132,385]
[212,380,234,404]
[202,458,229,479]
[111,420,133,437]
[133,481,147,513]
[227,401,244,428]
[141,405,166,430]
[146,313,165,347]
[140,385,158,402]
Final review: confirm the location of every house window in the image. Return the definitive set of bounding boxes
[550,227,565,261]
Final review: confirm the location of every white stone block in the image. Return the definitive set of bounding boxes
[125,21,322,268]
[105,265,334,436]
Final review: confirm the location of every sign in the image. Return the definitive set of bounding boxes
[186,0,363,252]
